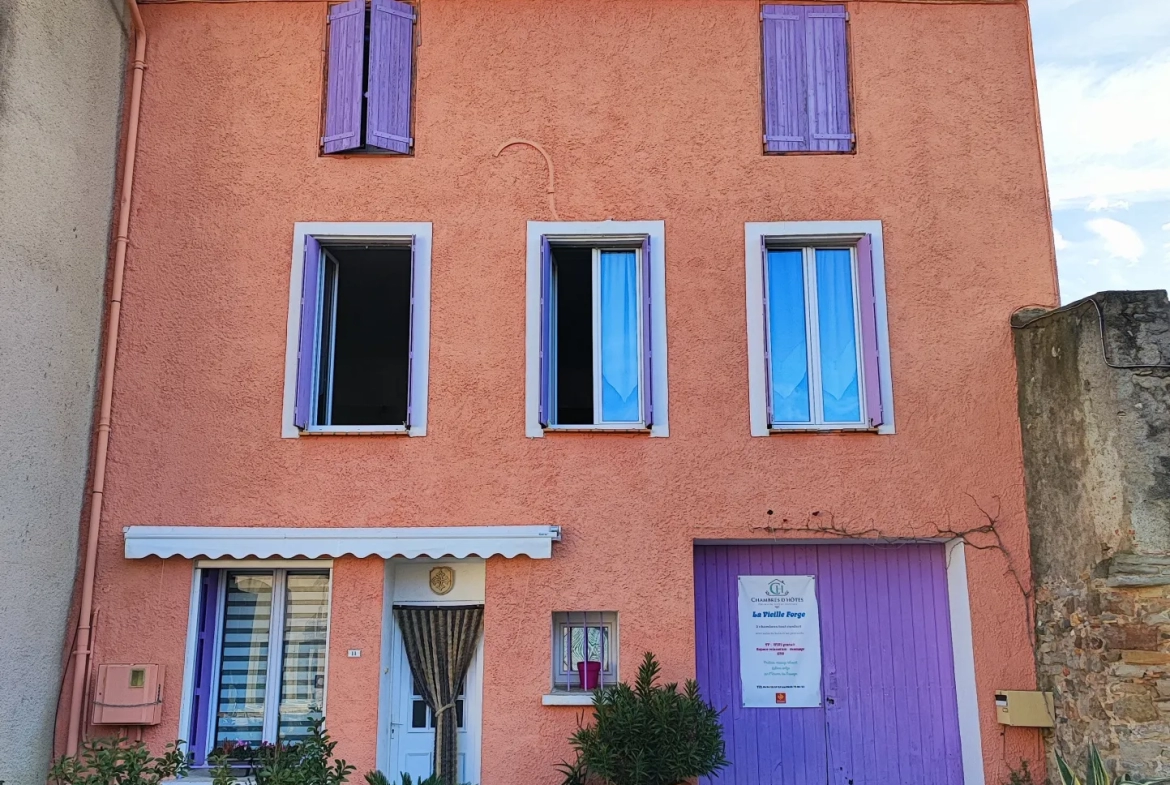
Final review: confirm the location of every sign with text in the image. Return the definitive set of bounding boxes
[737,575,822,708]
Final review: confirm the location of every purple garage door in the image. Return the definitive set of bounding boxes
[694,544,964,785]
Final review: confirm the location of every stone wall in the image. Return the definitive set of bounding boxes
[1015,290,1170,779]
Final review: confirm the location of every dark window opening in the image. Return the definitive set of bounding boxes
[316,245,411,426]
[553,246,593,425]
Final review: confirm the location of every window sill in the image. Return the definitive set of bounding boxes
[544,425,649,433]
[301,425,409,436]
[542,693,596,706]
[769,424,877,434]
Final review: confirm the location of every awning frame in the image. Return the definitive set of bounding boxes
[123,525,562,560]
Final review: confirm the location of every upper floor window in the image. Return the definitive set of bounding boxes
[745,222,894,434]
[526,222,670,437]
[761,4,854,154]
[321,0,415,155]
[283,223,432,437]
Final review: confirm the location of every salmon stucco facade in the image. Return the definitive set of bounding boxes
[58,1,1059,784]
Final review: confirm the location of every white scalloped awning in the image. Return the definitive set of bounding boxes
[123,525,561,560]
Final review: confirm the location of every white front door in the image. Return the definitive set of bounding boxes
[380,559,484,785]
[387,631,482,783]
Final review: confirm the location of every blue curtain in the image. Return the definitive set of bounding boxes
[599,250,641,422]
[815,249,861,423]
[767,250,811,423]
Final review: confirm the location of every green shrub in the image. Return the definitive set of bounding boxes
[47,738,188,785]
[561,651,728,785]
[363,772,470,785]
[1056,744,1170,785]
[207,720,354,785]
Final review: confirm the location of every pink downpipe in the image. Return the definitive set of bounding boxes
[64,0,147,756]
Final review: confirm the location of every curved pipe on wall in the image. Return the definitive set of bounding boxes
[64,0,148,756]
[494,138,559,220]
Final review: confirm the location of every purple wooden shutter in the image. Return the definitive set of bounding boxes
[322,0,365,154]
[761,237,774,427]
[641,235,653,428]
[294,236,322,430]
[189,569,221,765]
[366,0,415,153]
[856,235,883,427]
[539,237,552,428]
[405,235,416,427]
[761,5,809,153]
[806,6,854,152]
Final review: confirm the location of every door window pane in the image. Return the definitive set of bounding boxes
[277,572,330,742]
[214,572,274,748]
[599,250,640,422]
[814,249,861,423]
[767,249,811,423]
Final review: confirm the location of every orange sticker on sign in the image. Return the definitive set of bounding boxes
[775,693,787,704]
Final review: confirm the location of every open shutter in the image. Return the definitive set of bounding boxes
[294,237,322,430]
[855,235,883,427]
[322,0,365,154]
[538,236,552,428]
[761,237,774,427]
[805,5,853,152]
[367,0,415,153]
[761,5,808,153]
[405,235,417,428]
[189,569,221,766]
[641,236,654,427]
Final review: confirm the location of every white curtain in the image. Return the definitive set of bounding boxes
[599,250,640,422]
[767,249,811,423]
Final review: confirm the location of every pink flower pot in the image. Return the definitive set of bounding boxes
[577,660,602,690]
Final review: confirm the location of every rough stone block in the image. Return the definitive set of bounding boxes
[1122,651,1170,666]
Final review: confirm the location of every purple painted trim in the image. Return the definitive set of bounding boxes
[322,0,365,154]
[539,236,552,428]
[294,236,322,429]
[760,238,773,427]
[405,234,417,427]
[189,569,221,765]
[366,0,415,154]
[855,235,882,427]
[805,5,853,152]
[641,235,653,427]
[761,5,808,153]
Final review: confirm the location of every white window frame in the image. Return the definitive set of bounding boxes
[550,611,619,691]
[527,221,669,438]
[745,221,895,436]
[282,222,432,438]
[176,562,334,762]
[550,244,646,429]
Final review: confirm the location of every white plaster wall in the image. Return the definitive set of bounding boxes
[0,0,126,781]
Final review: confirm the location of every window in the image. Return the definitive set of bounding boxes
[321,0,415,155]
[745,222,893,435]
[283,223,431,437]
[526,222,669,437]
[550,611,618,693]
[186,568,332,765]
[761,4,854,154]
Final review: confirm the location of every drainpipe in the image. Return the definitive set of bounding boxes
[65,0,147,756]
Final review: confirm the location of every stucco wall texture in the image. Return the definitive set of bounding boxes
[78,1,1057,782]
[0,0,126,781]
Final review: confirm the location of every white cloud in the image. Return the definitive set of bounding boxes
[1163,222,1170,231]
[1086,218,1146,262]
[1053,227,1069,250]
[1087,196,1130,212]
[1038,54,1170,208]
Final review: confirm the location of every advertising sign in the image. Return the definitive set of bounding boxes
[737,575,822,708]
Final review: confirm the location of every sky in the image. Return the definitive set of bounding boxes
[1030,0,1170,302]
